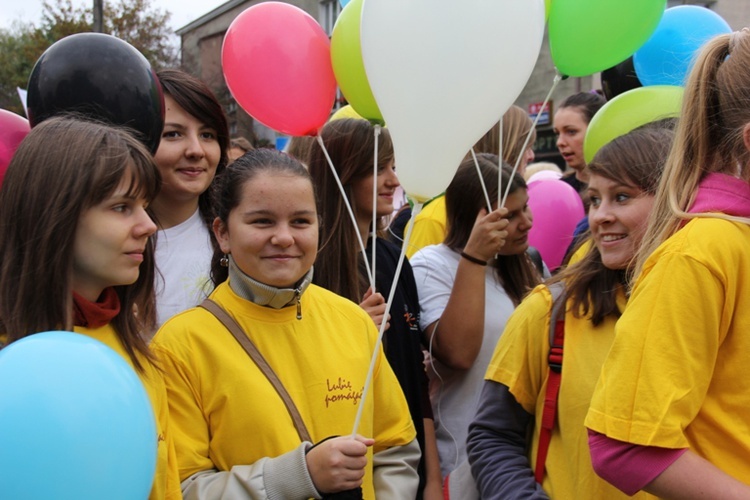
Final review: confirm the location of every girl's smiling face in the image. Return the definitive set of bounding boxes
[587,173,654,270]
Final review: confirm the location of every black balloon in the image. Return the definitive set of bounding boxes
[27,33,164,153]
[600,56,642,101]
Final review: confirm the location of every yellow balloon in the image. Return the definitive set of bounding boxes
[329,104,364,122]
[584,85,683,164]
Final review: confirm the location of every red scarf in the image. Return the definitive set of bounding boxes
[72,288,121,328]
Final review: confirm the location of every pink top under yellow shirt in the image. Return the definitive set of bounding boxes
[586,173,750,484]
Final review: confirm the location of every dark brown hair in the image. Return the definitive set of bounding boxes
[559,91,607,124]
[307,118,395,302]
[0,116,161,370]
[551,125,673,325]
[445,153,541,306]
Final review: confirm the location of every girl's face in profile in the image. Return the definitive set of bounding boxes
[214,171,319,289]
[72,171,157,301]
[351,159,400,220]
[587,173,654,270]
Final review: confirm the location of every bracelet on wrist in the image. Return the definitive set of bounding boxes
[460,251,487,266]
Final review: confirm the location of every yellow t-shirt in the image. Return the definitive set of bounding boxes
[405,196,447,258]
[77,323,182,500]
[586,218,750,482]
[151,282,416,500]
[486,284,654,499]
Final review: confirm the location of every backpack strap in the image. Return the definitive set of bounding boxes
[199,298,312,443]
[534,282,567,484]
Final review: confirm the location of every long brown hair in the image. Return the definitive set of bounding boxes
[0,116,161,370]
[445,153,541,306]
[307,118,395,302]
[634,31,750,279]
[551,126,673,325]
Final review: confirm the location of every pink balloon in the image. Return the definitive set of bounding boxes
[527,179,585,271]
[0,109,31,187]
[222,2,337,137]
[527,170,563,184]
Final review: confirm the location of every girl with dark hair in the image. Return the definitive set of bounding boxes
[307,118,443,499]
[151,68,230,327]
[585,29,750,497]
[152,148,420,499]
[410,154,539,482]
[553,91,606,186]
[405,104,537,259]
[0,116,181,499]
[466,126,672,499]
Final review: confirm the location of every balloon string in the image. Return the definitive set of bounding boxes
[352,202,423,437]
[371,125,381,290]
[315,134,375,288]
[498,117,503,209]
[470,148,493,213]
[502,72,563,207]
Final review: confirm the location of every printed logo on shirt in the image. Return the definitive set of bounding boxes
[325,377,363,408]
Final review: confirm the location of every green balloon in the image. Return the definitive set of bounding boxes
[330,0,383,124]
[549,0,666,77]
[584,85,683,164]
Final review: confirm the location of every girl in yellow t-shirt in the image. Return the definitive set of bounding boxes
[152,148,419,499]
[585,30,750,498]
[0,116,182,500]
[467,125,672,499]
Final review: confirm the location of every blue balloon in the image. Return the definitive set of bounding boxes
[634,6,732,87]
[0,331,156,500]
[339,0,351,7]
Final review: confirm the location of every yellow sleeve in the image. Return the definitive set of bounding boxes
[151,336,215,482]
[586,249,724,448]
[404,198,447,258]
[485,285,553,415]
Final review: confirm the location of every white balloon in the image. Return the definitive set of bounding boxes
[360,0,545,200]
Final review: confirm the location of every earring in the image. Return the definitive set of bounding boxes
[219,254,229,267]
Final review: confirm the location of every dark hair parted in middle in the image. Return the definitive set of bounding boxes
[445,153,540,305]
[307,118,395,302]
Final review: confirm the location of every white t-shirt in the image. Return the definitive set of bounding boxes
[154,209,214,327]
[410,244,516,478]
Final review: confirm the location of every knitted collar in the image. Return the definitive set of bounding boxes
[73,287,121,328]
[227,256,313,311]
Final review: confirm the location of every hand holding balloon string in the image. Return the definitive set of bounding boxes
[306,435,374,494]
[463,208,510,264]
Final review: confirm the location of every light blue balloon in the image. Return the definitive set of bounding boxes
[0,331,157,500]
[339,0,351,7]
[634,5,731,87]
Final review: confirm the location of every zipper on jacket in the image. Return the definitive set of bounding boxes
[295,288,302,320]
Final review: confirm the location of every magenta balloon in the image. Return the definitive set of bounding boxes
[527,179,585,271]
[0,109,31,187]
[527,170,563,185]
[222,2,337,137]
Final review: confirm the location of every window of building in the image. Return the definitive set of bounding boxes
[666,0,716,7]
[319,0,342,36]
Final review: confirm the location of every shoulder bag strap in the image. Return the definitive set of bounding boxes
[199,299,312,443]
[535,283,567,484]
